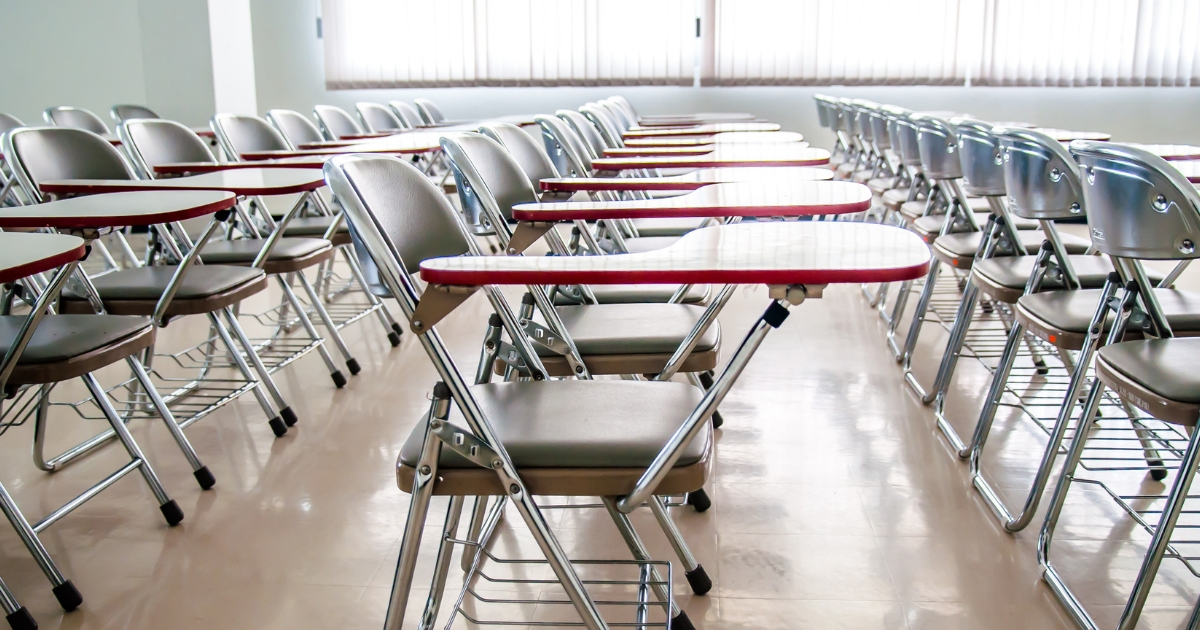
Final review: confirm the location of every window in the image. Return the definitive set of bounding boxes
[322,0,1200,89]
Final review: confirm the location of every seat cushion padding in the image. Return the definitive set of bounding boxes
[397,380,712,496]
[60,266,268,317]
[932,230,1090,269]
[972,256,1164,304]
[200,237,333,274]
[1016,289,1200,351]
[527,304,720,376]
[851,169,873,184]
[883,189,909,211]
[1096,339,1200,425]
[282,216,352,246]
[867,177,895,196]
[630,217,707,237]
[556,284,709,306]
[0,315,154,385]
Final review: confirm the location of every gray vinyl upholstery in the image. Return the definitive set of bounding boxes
[538,303,718,357]
[281,216,350,237]
[0,113,24,134]
[119,119,216,176]
[443,133,538,224]
[200,238,331,265]
[388,102,422,128]
[629,217,707,237]
[556,284,709,305]
[398,380,708,469]
[579,105,624,148]
[111,104,160,122]
[478,122,561,189]
[1098,339,1200,404]
[912,213,1038,238]
[356,102,407,133]
[933,230,1089,260]
[538,114,595,175]
[43,107,110,135]
[3,127,134,201]
[1018,289,1200,337]
[413,98,445,125]
[212,114,290,157]
[313,105,363,140]
[972,255,1122,292]
[266,109,325,149]
[62,266,264,302]
[0,315,149,364]
[557,109,609,159]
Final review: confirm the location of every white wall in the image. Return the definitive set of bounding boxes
[208,0,258,116]
[250,0,1200,148]
[0,0,215,127]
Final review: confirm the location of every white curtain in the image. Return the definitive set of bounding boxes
[322,0,697,88]
[703,0,1200,87]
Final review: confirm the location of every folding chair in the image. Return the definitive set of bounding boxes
[356,102,408,133]
[388,101,423,129]
[0,114,26,206]
[4,124,287,449]
[607,95,756,127]
[41,107,109,135]
[313,104,368,141]
[265,108,328,150]
[326,151,931,630]
[211,113,403,359]
[1036,142,1200,630]
[412,98,446,126]
[110,104,160,123]
[964,131,1191,534]
[0,231,185,615]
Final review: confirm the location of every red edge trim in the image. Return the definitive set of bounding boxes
[40,178,325,197]
[0,243,87,284]
[593,158,830,169]
[420,259,931,287]
[0,195,237,229]
[512,199,871,221]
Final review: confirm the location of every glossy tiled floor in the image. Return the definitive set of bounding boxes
[2,260,1199,629]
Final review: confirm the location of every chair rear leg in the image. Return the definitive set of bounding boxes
[297,273,360,376]
[125,356,215,490]
[0,481,81,611]
[602,497,690,630]
[207,311,286,436]
[0,575,36,630]
[340,247,403,346]
[894,262,941,364]
[220,307,299,426]
[648,496,711,595]
[274,276,345,388]
[417,495,465,630]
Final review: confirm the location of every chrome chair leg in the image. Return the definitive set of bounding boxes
[297,272,361,375]
[0,574,36,630]
[417,495,465,630]
[892,261,941,363]
[274,276,346,387]
[341,248,403,346]
[602,497,687,628]
[0,480,81,611]
[125,356,215,489]
[649,495,711,595]
[208,311,287,436]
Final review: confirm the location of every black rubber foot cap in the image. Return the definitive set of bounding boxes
[1033,358,1050,376]
[281,406,298,427]
[331,371,347,388]
[710,410,724,429]
[685,565,713,595]
[193,466,216,490]
[1150,461,1168,481]
[686,489,712,513]
[346,358,362,375]
[671,611,696,630]
[160,500,184,526]
[387,331,401,347]
[698,371,715,389]
[391,322,404,336]
[52,580,82,611]
[269,417,288,437]
[5,606,37,630]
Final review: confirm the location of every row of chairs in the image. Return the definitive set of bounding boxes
[815,94,1200,630]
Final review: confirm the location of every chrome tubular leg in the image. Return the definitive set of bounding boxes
[0,574,36,628]
[648,496,711,595]
[297,272,360,375]
[275,276,342,382]
[207,311,286,436]
[883,278,912,328]
[418,495,465,630]
[0,480,79,609]
[460,496,491,571]
[126,356,215,490]
[341,248,403,344]
[896,262,941,364]
[81,373,182,525]
[601,497,684,626]
[927,283,983,452]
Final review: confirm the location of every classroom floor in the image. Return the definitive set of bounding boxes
[2,259,1199,630]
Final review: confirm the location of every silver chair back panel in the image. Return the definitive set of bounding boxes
[536,115,591,178]
[266,109,325,150]
[43,107,110,135]
[998,128,1084,221]
[914,115,962,180]
[118,119,216,178]
[357,102,407,133]
[111,104,161,123]
[389,102,423,128]
[952,119,1006,197]
[214,114,290,159]
[478,123,561,190]
[3,127,134,201]
[557,110,606,161]
[313,105,363,140]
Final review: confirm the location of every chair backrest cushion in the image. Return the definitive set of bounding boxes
[313,105,363,140]
[213,114,290,157]
[119,119,215,176]
[441,133,539,225]
[266,109,325,149]
[111,104,161,123]
[3,127,133,201]
[43,107,110,135]
[478,123,561,188]
[357,102,407,133]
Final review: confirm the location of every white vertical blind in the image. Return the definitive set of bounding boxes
[322,0,697,88]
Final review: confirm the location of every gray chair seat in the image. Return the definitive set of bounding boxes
[901,196,1000,222]
[630,217,707,237]
[851,169,874,184]
[621,236,680,253]
[912,213,1039,241]
[524,303,720,376]
[973,256,1164,304]
[281,216,352,246]
[883,189,910,211]
[200,237,333,274]
[554,284,709,305]
[1016,288,1200,351]
[867,177,895,196]
[932,230,1090,269]
[60,266,268,319]
[1096,339,1200,425]
[834,163,855,179]
[396,380,711,496]
[0,315,154,385]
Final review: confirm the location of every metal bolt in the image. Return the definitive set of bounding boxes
[430,420,442,430]
[575,364,584,374]
[492,460,503,468]
[412,320,424,330]
[509,484,520,495]
[419,466,431,475]
[1181,239,1196,255]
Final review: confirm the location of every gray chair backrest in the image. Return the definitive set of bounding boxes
[356,102,407,133]
[913,114,962,180]
[609,95,638,121]
[539,114,594,176]
[557,109,607,160]
[266,109,325,150]
[888,108,921,168]
[0,114,24,135]
[2,127,134,203]
[598,100,634,132]
[478,123,560,190]
[826,97,846,133]
[867,108,891,150]
[111,104,161,123]
[838,99,859,136]
[43,106,110,135]
[389,101,423,128]
[212,113,290,160]
[851,100,877,143]
[1069,141,1200,260]
[813,95,833,129]
[323,154,471,302]
[118,118,216,178]
[441,132,539,228]
[951,118,1006,197]
[579,104,624,149]
[413,98,445,125]
[313,104,363,140]
[996,127,1084,221]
